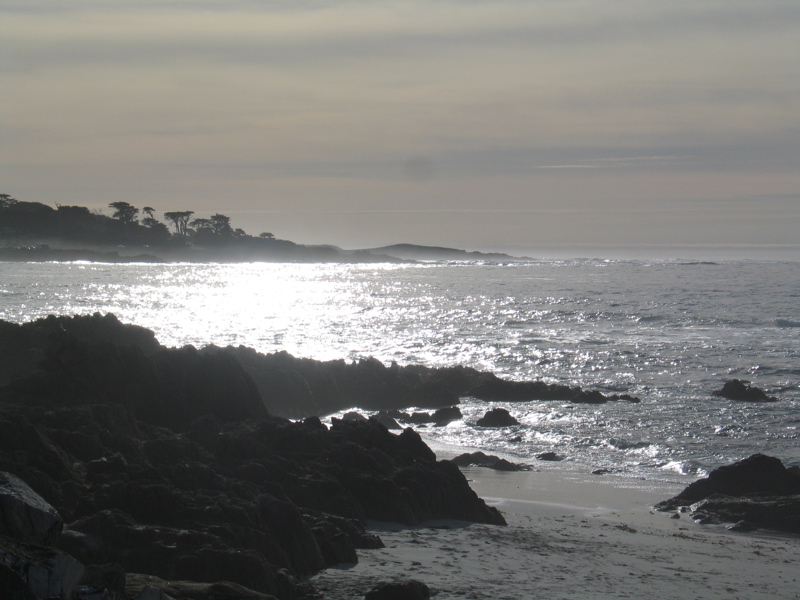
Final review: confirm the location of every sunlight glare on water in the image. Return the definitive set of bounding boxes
[1,257,798,478]
[114,263,378,360]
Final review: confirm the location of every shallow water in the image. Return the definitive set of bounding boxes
[2,258,798,480]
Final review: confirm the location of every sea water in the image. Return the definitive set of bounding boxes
[1,258,798,484]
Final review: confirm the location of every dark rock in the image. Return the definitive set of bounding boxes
[403,381,459,409]
[657,454,800,507]
[535,452,563,461]
[303,509,384,554]
[0,318,268,430]
[3,314,640,420]
[688,495,800,532]
[80,563,126,593]
[612,394,641,403]
[0,315,510,597]
[365,579,430,600]
[726,520,758,532]
[209,342,629,417]
[469,373,578,402]
[592,469,611,475]
[656,454,800,533]
[125,573,280,600]
[342,411,369,422]
[396,460,506,525]
[0,562,37,600]
[711,379,777,402]
[431,406,462,426]
[451,452,528,472]
[0,471,64,547]
[1,404,503,595]
[0,535,85,600]
[0,313,159,388]
[306,514,358,566]
[570,390,608,404]
[372,412,402,430]
[476,408,519,427]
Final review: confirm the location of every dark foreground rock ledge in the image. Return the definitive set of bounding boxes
[0,314,509,599]
[0,314,639,421]
[655,454,800,534]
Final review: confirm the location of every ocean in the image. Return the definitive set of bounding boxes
[1,257,798,487]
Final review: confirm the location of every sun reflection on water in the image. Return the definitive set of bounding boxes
[1,258,799,477]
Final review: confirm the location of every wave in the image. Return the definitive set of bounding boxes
[775,318,800,328]
[659,460,709,477]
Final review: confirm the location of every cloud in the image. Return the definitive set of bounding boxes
[2,1,799,250]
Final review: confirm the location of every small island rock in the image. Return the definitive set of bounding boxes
[711,380,777,402]
[476,408,519,428]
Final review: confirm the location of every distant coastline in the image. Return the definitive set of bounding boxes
[0,242,524,264]
[364,243,527,262]
[0,193,525,263]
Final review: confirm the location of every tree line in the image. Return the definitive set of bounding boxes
[1,194,278,249]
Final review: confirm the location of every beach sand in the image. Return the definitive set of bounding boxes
[309,464,799,599]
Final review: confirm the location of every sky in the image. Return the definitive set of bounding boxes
[2,1,799,256]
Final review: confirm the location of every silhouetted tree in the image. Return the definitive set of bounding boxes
[164,211,194,236]
[109,201,139,224]
[190,217,212,232]
[0,193,18,209]
[259,232,275,239]
[210,213,233,237]
[141,206,161,229]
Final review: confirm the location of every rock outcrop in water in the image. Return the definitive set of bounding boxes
[655,454,800,534]
[0,313,507,599]
[475,408,519,428]
[711,379,777,402]
[0,314,638,421]
[213,344,639,418]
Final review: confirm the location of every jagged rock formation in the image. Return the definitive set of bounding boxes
[0,313,507,599]
[0,314,639,422]
[655,454,800,533]
[214,345,639,418]
[0,314,266,429]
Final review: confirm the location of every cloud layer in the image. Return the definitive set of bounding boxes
[3,1,799,252]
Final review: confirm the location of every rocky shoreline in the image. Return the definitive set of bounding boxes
[0,314,509,599]
[0,313,640,423]
[0,313,796,599]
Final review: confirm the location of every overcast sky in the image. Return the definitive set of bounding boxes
[2,1,799,255]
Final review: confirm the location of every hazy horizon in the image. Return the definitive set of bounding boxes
[3,1,799,257]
